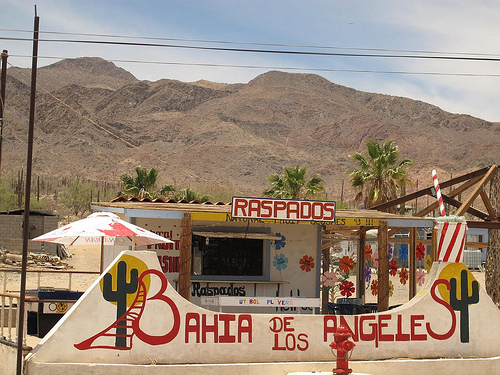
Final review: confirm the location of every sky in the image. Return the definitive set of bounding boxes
[1,0,500,122]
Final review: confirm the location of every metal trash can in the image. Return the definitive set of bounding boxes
[26,288,83,338]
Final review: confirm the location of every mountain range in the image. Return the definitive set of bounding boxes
[2,57,499,201]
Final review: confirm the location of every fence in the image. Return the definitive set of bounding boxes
[0,269,99,346]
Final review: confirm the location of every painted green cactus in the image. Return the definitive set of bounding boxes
[449,269,479,343]
[103,260,139,347]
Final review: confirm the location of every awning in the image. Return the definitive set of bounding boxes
[192,231,280,240]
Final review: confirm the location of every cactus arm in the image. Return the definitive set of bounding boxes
[449,270,480,343]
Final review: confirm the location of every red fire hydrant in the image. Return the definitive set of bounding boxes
[329,324,356,375]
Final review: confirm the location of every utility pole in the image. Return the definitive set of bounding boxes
[17,9,39,375]
[0,49,8,179]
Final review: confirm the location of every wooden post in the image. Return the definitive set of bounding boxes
[485,166,500,305]
[179,212,192,301]
[356,228,366,301]
[409,227,417,300]
[377,220,389,312]
[432,226,438,262]
[322,247,330,314]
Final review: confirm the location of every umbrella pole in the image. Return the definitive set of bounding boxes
[132,234,136,251]
[100,236,104,273]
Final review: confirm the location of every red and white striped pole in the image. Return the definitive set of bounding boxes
[432,169,446,216]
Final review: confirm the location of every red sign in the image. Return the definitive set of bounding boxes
[231,197,336,223]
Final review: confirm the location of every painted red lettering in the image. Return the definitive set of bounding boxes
[311,202,323,220]
[285,334,296,350]
[202,314,219,343]
[283,317,294,332]
[323,202,335,220]
[287,201,300,219]
[411,315,427,341]
[272,333,286,350]
[185,313,200,343]
[359,315,376,342]
[340,316,358,341]
[378,314,394,342]
[427,279,456,340]
[323,316,337,341]
[238,315,252,343]
[297,333,309,351]
[233,198,248,217]
[300,202,311,219]
[248,199,261,217]
[274,201,287,217]
[395,314,410,341]
[261,200,273,218]
[219,315,236,343]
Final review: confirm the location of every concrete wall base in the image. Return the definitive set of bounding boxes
[25,356,500,375]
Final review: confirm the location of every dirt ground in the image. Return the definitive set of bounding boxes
[0,245,102,293]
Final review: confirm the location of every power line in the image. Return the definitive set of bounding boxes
[7,54,500,78]
[3,35,500,63]
[1,27,499,58]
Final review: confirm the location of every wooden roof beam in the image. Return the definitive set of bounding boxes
[370,167,490,212]
[456,165,498,216]
[441,194,489,220]
[479,187,497,220]
[415,175,483,217]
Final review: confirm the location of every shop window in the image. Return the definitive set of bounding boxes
[192,235,264,277]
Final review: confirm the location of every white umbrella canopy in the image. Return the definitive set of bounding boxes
[32,211,173,247]
[32,212,174,271]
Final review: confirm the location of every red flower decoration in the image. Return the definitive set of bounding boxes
[389,259,398,276]
[340,280,355,297]
[399,267,408,285]
[416,242,426,261]
[339,256,355,273]
[299,255,315,272]
[364,244,373,261]
[370,279,378,296]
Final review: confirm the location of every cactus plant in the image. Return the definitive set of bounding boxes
[449,269,479,343]
[103,260,139,347]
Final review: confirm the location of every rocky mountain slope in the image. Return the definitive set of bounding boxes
[1,57,499,200]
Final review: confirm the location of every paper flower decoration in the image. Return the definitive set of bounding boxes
[399,267,408,285]
[416,242,426,261]
[321,271,338,287]
[273,253,288,271]
[339,256,355,273]
[299,255,315,272]
[340,280,355,297]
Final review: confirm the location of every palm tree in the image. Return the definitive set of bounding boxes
[350,140,412,208]
[119,167,159,198]
[174,187,210,202]
[263,165,324,199]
